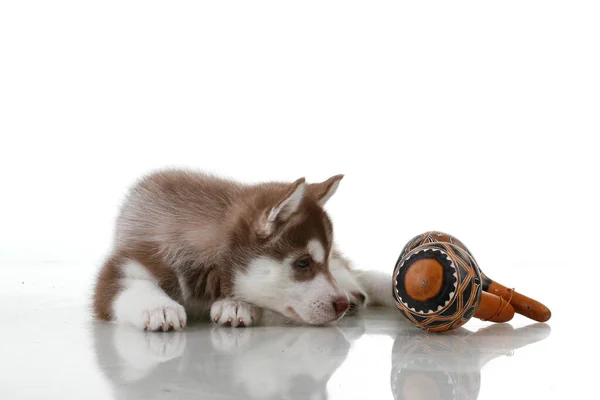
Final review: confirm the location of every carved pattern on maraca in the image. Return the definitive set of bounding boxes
[394,247,458,314]
[393,242,482,332]
[399,231,473,264]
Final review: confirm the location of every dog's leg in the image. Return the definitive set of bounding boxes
[93,255,187,331]
[210,299,262,327]
[351,270,396,309]
[329,255,368,315]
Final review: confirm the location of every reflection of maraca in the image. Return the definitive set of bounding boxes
[393,241,515,332]
[390,322,552,400]
[399,231,551,323]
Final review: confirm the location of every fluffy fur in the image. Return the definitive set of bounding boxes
[93,169,392,330]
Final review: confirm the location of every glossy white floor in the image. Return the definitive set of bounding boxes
[0,261,592,400]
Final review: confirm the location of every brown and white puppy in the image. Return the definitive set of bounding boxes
[92,169,394,331]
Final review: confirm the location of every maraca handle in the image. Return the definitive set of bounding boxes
[483,274,551,322]
[474,291,515,323]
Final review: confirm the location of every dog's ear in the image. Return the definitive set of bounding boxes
[309,174,344,206]
[257,177,306,237]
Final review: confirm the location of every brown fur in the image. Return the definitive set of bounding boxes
[92,253,124,320]
[92,168,343,321]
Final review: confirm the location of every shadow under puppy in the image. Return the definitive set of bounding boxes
[93,169,394,331]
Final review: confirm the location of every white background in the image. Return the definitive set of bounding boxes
[1,2,599,399]
[1,1,598,271]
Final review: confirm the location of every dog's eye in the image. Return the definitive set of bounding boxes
[294,258,311,268]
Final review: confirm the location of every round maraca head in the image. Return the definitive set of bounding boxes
[393,242,483,332]
[398,231,475,263]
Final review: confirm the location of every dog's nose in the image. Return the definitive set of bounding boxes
[333,297,350,317]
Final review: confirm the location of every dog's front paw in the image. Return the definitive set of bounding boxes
[329,255,368,316]
[346,291,368,316]
[143,304,187,332]
[210,299,261,327]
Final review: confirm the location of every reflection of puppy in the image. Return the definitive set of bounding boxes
[92,320,360,400]
[224,329,351,399]
[390,323,551,400]
[92,322,188,391]
[92,170,394,331]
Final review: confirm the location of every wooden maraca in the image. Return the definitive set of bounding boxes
[393,241,515,332]
[399,231,552,323]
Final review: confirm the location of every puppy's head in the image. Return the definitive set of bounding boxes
[235,174,350,325]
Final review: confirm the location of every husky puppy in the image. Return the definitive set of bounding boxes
[93,169,393,331]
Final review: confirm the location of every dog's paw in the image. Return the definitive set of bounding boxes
[143,303,187,332]
[210,299,261,327]
[329,255,368,316]
[346,291,368,316]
